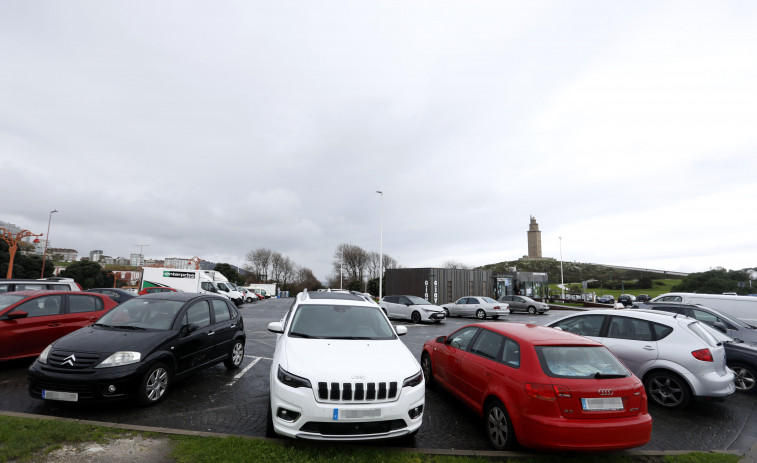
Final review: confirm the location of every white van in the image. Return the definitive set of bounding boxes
[649,292,757,325]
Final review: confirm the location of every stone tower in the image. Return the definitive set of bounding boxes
[527,216,542,258]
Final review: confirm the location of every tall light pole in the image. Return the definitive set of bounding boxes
[40,209,58,278]
[377,190,383,300]
[559,236,564,300]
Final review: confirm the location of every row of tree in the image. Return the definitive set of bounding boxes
[325,243,399,292]
[243,248,322,294]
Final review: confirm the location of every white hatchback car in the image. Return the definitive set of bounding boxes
[267,290,425,441]
[549,309,736,409]
[441,296,510,320]
[379,295,446,323]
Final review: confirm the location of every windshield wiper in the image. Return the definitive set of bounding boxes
[93,323,113,328]
[325,336,372,340]
[116,325,147,330]
[289,332,318,338]
[594,372,626,379]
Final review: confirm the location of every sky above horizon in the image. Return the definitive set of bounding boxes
[2,1,756,282]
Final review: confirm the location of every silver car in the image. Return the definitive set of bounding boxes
[548,309,735,409]
[497,295,549,314]
[441,296,510,320]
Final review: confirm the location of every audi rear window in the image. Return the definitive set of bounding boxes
[535,346,630,379]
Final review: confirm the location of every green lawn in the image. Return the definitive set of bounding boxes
[0,415,740,463]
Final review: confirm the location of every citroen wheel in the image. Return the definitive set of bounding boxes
[137,362,170,406]
[224,339,245,369]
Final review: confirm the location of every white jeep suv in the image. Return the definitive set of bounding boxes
[267,290,425,441]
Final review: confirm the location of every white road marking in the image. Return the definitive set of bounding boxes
[226,355,271,386]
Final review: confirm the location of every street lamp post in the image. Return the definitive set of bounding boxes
[377,190,383,301]
[1,228,43,279]
[40,209,58,278]
[559,236,564,300]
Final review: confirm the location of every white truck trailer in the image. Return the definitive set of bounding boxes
[140,268,243,305]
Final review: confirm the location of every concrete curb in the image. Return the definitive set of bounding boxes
[0,410,748,460]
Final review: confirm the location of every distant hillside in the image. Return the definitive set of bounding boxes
[479,259,686,284]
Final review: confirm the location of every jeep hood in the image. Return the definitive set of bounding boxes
[281,338,419,383]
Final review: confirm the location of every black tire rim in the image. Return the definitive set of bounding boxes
[648,375,685,407]
[412,312,421,323]
[421,356,432,382]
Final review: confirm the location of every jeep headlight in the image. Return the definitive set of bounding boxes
[403,370,423,388]
[95,351,141,368]
[277,365,312,389]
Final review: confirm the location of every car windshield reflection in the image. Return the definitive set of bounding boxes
[288,304,396,340]
[97,299,183,330]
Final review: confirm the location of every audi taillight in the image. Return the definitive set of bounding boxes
[691,348,713,362]
[525,383,571,400]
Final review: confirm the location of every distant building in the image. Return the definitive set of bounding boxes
[48,248,78,262]
[527,216,542,259]
[165,257,193,269]
[90,250,103,262]
[130,253,144,267]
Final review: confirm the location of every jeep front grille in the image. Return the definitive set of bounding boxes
[317,381,398,402]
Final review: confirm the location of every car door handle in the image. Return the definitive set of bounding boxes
[207,331,215,336]
[47,323,62,327]
[643,346,655,351]
[230,324,236,328]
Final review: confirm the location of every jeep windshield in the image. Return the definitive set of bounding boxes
[288,304,396,340]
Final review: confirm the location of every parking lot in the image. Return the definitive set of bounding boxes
[1,297,756,452]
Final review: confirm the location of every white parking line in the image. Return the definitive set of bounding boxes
[226,355,271,386]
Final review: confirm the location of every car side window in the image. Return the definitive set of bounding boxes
[554,315,605,336]
[447,326,479,350]
[0,284,9,293]
[661,296,682,302]
[398,296,410,305]
[608,317,653,341]
[652,305,683,315]
[16,284,47,291]
[690,309,720,326]
[68,295,104,313]
[13,295,63,317]
[211,299,231,323]
[185,301,211,328]
[500,338,520,368]
[652,322,673,340]
[469,329,504,361]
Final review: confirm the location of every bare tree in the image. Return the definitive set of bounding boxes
[279,256,296,288]
[442,259,470,270]
[245,248,273,282]
[367,251,381,279]
[270,251,285,283]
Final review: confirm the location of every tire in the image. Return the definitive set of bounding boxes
[731,363,757,393]
[421,353,434,388]
[443,307,450,318]
[411,311,422,324]
[224,339,245,370]
[645,371,691,409]
[137,362,170,406]
[527,306,536,315]
[476,309,486,320]
[246,297,253,303]
[484,399,515,451]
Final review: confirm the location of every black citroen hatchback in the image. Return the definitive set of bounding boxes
[28,292,245,405]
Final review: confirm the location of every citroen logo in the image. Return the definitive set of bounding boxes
[61,354,76,367]
[598,389,613,396]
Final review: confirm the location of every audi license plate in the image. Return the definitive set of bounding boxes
[333,408,381,420]
[42,390,78,402]
[581,397,623,411]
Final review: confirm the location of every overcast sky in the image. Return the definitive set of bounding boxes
[2,1,756,282]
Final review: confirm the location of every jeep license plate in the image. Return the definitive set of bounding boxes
[42,390,78,402]
[333,408,381,420]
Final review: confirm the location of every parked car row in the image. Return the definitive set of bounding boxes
[7,284,754,453]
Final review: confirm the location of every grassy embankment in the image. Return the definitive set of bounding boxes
[0,415,739,463]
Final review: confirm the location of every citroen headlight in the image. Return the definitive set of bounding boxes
[38,344,52,364]
[95,351,141,368]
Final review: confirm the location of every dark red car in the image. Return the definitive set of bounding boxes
[421,322,652,452]
[0,291,118,361]
[138,287,178,295]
